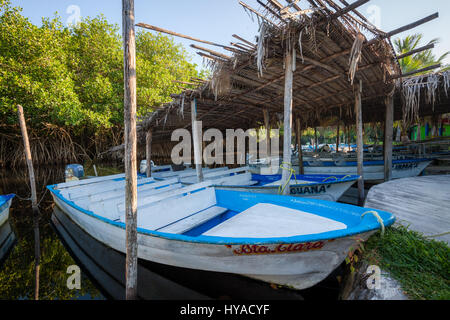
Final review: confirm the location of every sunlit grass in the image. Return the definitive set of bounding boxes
[363,226,450,300]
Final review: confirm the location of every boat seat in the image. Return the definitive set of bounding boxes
[137,187,217,230]
[156,206,228,234]
[86,183,183,221]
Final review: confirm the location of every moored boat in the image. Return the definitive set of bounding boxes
[0,194,15,227]
[47,176,395,291]
[215,174,359,202]
[250,158,432,182]
[0,221,16,266]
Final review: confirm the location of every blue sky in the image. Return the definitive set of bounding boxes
[9,0,450,68]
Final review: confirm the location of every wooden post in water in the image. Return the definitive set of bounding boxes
[355,80,365,206]
[281,48,294,195]
[17,105,40,300]
[191,98,203,182]
[146,129,153,178]
[384,94,394,182]
[122,0,138,300]
[296,117,304,175]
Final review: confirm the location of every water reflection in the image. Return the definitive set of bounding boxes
[0,165,103,300]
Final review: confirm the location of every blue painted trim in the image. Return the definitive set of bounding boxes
[0,194,15,212]
[247,174,359,188]
[46,184,395,246]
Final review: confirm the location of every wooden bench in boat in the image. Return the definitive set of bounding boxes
[156,206,228,234]
[75,178,180,209]
[137,186,224,233]
[180,167,250,184]
[153,167,229,179]
[87,183,184,220]
[87,178,179,202]
[56,173,126,189]
[62,177,155,200]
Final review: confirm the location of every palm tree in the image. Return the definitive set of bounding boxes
[394,34,449,74]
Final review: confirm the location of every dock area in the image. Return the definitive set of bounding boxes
[364,175,450,245]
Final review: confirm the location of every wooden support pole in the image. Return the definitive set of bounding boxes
[355,80,365,206]
[191,98,204,182]
[314,127,318,151]
[263,109,271,161]
[384,95,394,182]
[122,0,138,300]
[281,49,294,195]
[146,129,152,178]
[336,122,340,153]
[296,117,304,175]
[17,104,40,300]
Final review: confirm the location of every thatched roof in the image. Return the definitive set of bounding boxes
[136,0,447,144]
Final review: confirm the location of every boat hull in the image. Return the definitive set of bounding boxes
[216,180,356,202]
[0,196,14,227]
[50,192,375,290]
[250,160,432,181]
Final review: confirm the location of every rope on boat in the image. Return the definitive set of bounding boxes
[322,176,338,182]
[341,175,352,180]
[362,210,385,236]
[278,162,298,195]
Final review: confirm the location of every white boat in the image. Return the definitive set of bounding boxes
[251,159,432,181]
[0,194,14,227]
[0,221,16,265]
[215,174,359,202]
[178,167,358,202]
[47,175,395,291]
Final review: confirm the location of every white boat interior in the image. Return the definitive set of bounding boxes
[54,175,349,238]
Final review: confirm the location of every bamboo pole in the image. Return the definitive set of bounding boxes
[384,95,394,182]
[281,49,294,195]
[296,117,304,175]
[191,98,204,182]
[355,80,365,206]
[146,129,152,178]
[17,105,40,300]
[122,0,138,300]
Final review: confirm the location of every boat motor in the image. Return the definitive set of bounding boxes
[65,164,85,182]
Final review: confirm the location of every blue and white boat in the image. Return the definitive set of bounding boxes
[251,158,432,181]
[0,221,16,266]
[214,174,359,202]
[47,175,394,290]
[168,167,358,202]
[0,194,15,227]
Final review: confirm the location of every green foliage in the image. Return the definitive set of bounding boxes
[363,226,450,300]
[394,34,450,74]
[0,0,203,134]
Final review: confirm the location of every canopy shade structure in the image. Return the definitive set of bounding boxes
[135,0,446,145]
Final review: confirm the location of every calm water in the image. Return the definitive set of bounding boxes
[0,164,344,300]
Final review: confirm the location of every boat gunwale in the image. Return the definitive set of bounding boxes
[0,194,15,212]
[47,184,395,246]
